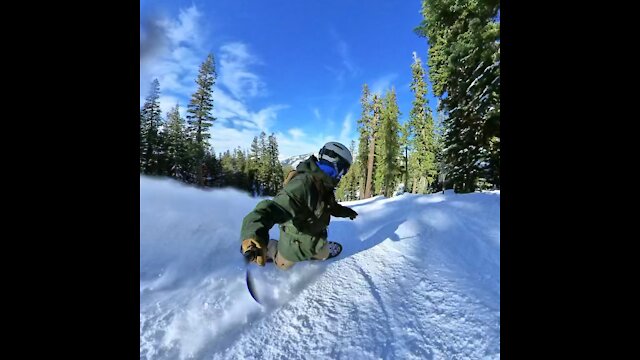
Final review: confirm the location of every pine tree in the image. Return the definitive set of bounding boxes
[140,109,144,169]
[156,123,170,176]
[417,0,500,192]
[257,131,268,195]
[400,121,410,191]
[432,104,447,192]
[335,182,346,201]
[365,94,382,198]
[235,146,249,191]
[182,138,199,184]
[248,136,260,195]
[347,140,360,200]
[336,140,360,201]
[220,150,234,187]
[202,147,219,187]
[165,104,189,180]
[433,121,446,193]
[186,53,217,186]
[267,134,283,196]
[357,84,372,199]
[140,79,163,175]
[407,52,437,194]
[374,88,401,197]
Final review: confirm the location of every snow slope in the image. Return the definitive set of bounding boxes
[280,152,315,167]
[140,176,500,359]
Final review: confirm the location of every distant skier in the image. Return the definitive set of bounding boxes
[240,141,358,270]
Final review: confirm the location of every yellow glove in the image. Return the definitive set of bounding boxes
[241,238,267,266]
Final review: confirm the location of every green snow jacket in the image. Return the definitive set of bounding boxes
[240,156,355,261]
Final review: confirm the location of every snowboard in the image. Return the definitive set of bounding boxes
[244,241,343,304]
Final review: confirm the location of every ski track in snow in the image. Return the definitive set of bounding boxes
[140,176,500,359]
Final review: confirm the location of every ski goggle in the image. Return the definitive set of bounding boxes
[319,148,350,179]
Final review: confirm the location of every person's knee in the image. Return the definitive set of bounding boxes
[275,252,295,270]
[312,241,330,260]
[266,239,278,260]
[275,262,294,271]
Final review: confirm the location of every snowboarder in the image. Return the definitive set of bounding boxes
[240,141,358,270]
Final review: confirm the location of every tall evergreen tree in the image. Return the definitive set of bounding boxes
[417,0,500,192]
[357,84,372,199]
[248,136,260,195]
[186,53,217,186]
[257,131,268,194]
[407,52,437,194]
[140,109,144,169]
[336,140,360,201]
[375,88,402,197]
[432,103,447,192]
[156,123,170,176]
[235,146,249,191]
[347,140,360,200]
[165,104,188,180]
[140,79,163,174]
[266,134,283,196]
[365,94,382,198]
[202,147,219,187]
[220,150,234,187]
[400,120,410,191]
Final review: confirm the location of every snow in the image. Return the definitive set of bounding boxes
[140,176,500,359]
[280,153,315,167]
[467,61,500,94]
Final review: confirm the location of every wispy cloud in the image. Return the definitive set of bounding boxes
[206,50,287,155]
[208,99,288,155]
[275,112,356,160]
[288,128,305,140]
[209,104,288,153]
[336,38,356,75]
[324,65,345,84]
[371,73,399,96]
[140,8,358,162]
[140,12,167,64]
[340,113,353,141]
[212,89,251,121]
[209,125,260,155]
[218,42,266,100]
[141,6,289,158]
[211,101,357,160]
[140,5,203,106]
[158,95,182,116]
[251,105,289,131]
[325,29,360,83]
[161,6,203,47]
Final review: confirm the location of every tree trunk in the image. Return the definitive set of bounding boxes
[364,135,375,199]
[197,163,204,187]
[404,146,408,190]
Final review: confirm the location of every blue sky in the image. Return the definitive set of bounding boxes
[140,0,438,160]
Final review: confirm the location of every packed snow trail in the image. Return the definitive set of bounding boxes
[140,176,500,359]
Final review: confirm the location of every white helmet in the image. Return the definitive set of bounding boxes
[318,141,352,179]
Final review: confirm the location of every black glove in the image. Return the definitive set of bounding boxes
[345,207,358,220]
